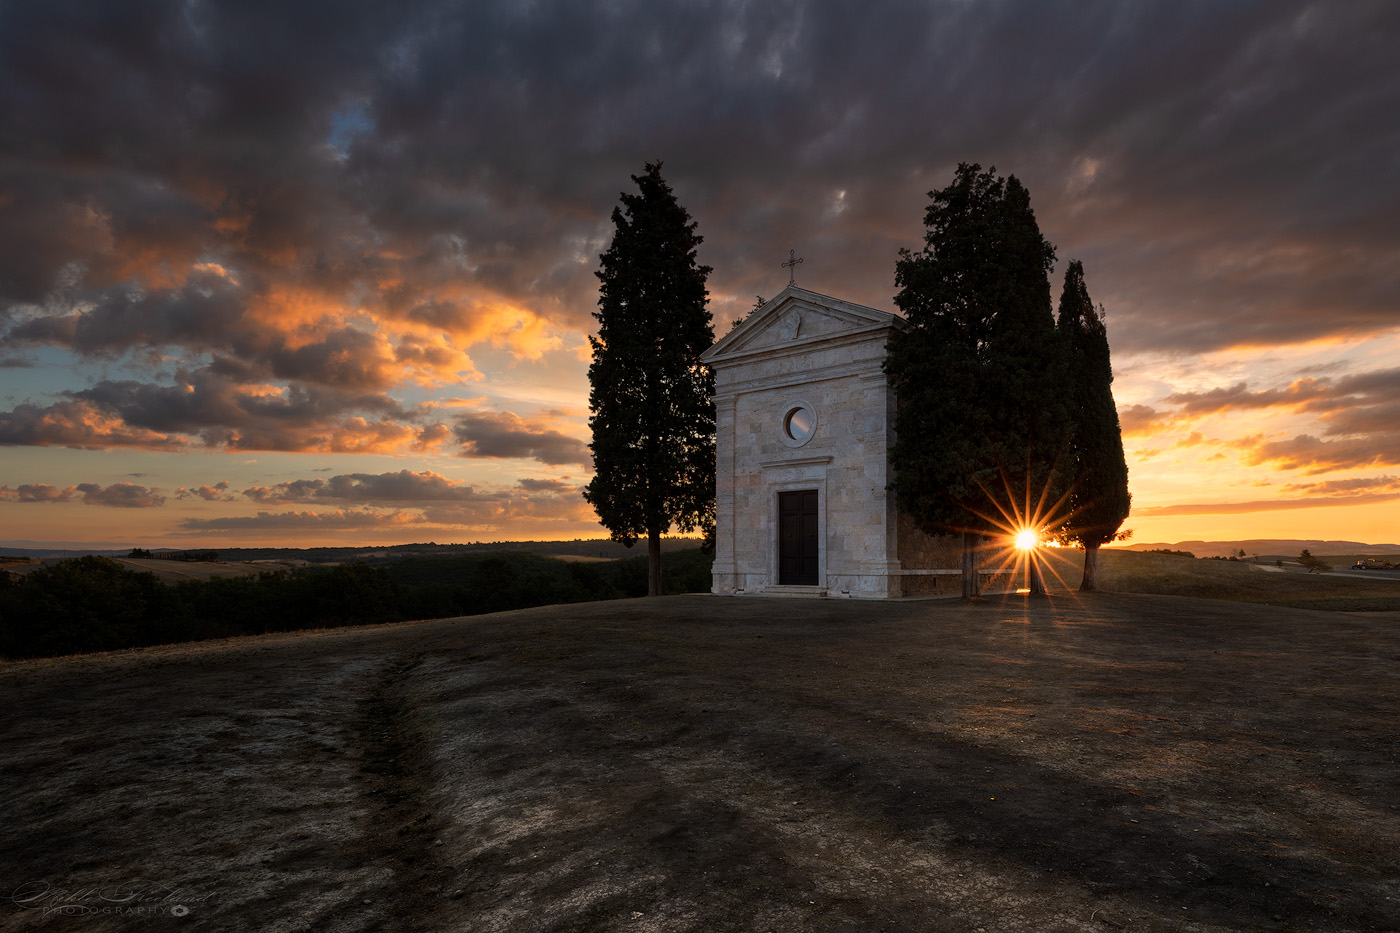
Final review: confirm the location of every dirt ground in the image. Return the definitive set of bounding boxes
[2,593,1398,932]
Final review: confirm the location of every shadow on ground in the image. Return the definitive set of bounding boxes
[2,593,1398,932]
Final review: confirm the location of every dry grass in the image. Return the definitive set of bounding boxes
[1031,547,1400,611]
[5,594,1398,931]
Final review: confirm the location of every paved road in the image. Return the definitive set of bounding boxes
[1253,561,1400,581]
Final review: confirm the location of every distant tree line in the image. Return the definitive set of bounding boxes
[0,550,715,660]
[127,548,219,562]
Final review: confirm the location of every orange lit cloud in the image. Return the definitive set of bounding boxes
[1244,435,1400,475]
[0,400,182,449]
[1117,404,1173,437]
[0,481,165,507]
[1137,493,1400,517]
[242,469,539,505]
[176,482,238,502]
[1162,379,1330,415]
[2,1,1398,548]
[179,471,592,534]
[451,410,591,466]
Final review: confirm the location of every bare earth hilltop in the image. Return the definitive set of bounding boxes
[2,588,1399,931]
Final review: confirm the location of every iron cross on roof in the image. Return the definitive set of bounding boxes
[781,249,804,286]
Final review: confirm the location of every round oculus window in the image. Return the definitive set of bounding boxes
[784,406,815,443]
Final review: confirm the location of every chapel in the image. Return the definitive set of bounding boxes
[701,285,949,598]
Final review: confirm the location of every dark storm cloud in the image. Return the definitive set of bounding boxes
[1,0,1397,455]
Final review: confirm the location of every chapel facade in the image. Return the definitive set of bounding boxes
[701,286,948,598]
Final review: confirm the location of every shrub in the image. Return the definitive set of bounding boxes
[0,556,193,658]
[0,549,717,660]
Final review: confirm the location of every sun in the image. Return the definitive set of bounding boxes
[1014,528,1039,551]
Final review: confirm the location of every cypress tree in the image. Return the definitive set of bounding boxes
[584,162,715,597]
[1055,260,1131,590]
[886,163,1071,596]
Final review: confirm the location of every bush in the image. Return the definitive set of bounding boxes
[1298,550,1332,574]
[0,557,194,658]
[0,549,717,660]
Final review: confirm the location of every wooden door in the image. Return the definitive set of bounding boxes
[778,489,819,585]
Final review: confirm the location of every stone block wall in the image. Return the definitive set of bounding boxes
[704,287,948,599]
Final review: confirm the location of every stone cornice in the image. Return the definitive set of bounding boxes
[714,355,889,397]
[705,323,896,368]
[759,455,833,469]
[702,285,903,362]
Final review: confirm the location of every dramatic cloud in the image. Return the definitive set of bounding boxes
[0,484,71,503]
[181,471,590,533]
[0,400,183,449]
[242,469,560,505]
[452,412,591,466]
[2,2,1395,372]
[1114,403,1170,437]
[1282,476,1400,496]
[517,477,575,493]
[1,1,1398,543]
[0,372,455,454]
[0,481,165,507]
[1163,380,1330,416]
[178,510,425,533]
[177,481,237,502]
[1144,366,1400,474]
[1138,493,1400,516]
[1245,435,1400,475]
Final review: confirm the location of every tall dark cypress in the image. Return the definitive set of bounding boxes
[886,163,1071,596]
[1055,260,1131,590]
[583,162,715,596]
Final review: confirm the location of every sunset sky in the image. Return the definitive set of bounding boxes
[2,1,1398,549]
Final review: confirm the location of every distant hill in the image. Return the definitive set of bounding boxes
[1116,539,1400,558]
[0,538,705,562]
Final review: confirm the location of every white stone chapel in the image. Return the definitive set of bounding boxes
[701,286,950,598]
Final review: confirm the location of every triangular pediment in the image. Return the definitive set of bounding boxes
[702,286,901,362]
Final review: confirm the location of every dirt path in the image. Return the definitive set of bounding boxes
[2,594,1398,931]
